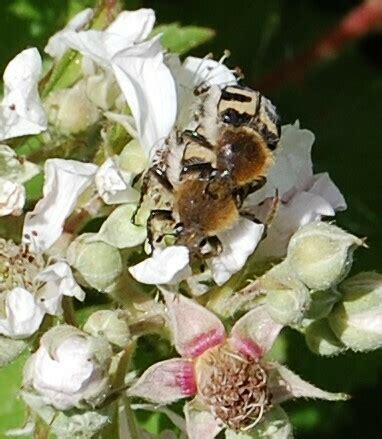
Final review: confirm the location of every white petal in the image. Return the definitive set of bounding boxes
[184,400,224,439]
[0,288,45,339]
[128,358,195,404]
[35,262,85,315]
[0,178,25,216]
[45,8,94,58]
[107,9,155,43]
[310,172,346,211]
[212,218,264,285]
[0,144,40,183]
[95,157,139,204]
[57,9,155,66]
[255,190,337,260]
[180,56,237,90]
[162,289,226,358]
[111,37,177,155]
[22,159,97,253]
[129,246,191,285]
[170,55,237,129]
[248,122,314,205]
[0,48,47,140]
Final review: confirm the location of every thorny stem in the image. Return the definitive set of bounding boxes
[258,0,382,92]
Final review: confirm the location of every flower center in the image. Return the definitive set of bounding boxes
[0,239,44,297]
[196,344,271,431]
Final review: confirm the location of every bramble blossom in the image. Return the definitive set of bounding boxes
[128,291,347,438]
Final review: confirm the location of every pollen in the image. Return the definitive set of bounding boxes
[196,344,271,431]
[0,239,44,294]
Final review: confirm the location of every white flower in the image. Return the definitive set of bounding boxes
[247,122,346,259]
[23,159,97,253]
[48,8,177,156]
[211,218,265,285]
[0,239,85,339]
[0,288,45,339]
[95,157,139,204]
[0,48,47,141]
[23,326,112,410]
[0,178,25,216]
[129,246,191,284]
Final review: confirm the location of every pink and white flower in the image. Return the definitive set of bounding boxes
[128,291,347,438]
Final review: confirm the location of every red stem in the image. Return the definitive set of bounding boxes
[257,0,382,92]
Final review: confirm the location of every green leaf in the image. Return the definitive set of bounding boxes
[0,336,28,367]
[152,23,215,55]
[24,172,44,201]
[0,353,28,435]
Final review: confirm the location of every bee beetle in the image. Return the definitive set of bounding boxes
[135,83,281,258]
[183,84,281,195]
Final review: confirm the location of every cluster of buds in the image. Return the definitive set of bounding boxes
[0,2,380,438]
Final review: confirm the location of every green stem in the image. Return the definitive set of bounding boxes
[119,398,140,439]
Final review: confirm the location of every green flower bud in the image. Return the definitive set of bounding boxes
[96,204,147,249]
[67,234,122,292]
[262,262,311,325]
[46,81,100,135]
[118,139,148,174]
[305,288,341,321]
[86,72,119,111]
[84,310,130,348]
[305,319,346,356]
[287,222,362,291]
[329,272,382,352]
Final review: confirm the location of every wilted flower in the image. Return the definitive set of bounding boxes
[22,325,112,410]
[128,291,347,438]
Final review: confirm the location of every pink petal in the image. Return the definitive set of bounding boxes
[230,305,283,358]
[268,363,349,404]
[162,290,226,358]
[127,359,196,404]
[184,399,224,439]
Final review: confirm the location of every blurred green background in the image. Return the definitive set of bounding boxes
[0,0,381,437]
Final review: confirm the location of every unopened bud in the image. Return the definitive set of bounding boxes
[262,262,311,325]
[329,272,382,352]
[46,81,99,135]
[305,288,341,321]
[305,319,346,356]
[67,234,123,292]
[22,325,112,410]
[84,310,130,348]
[287,222,362,291]
[118,139,148,175]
